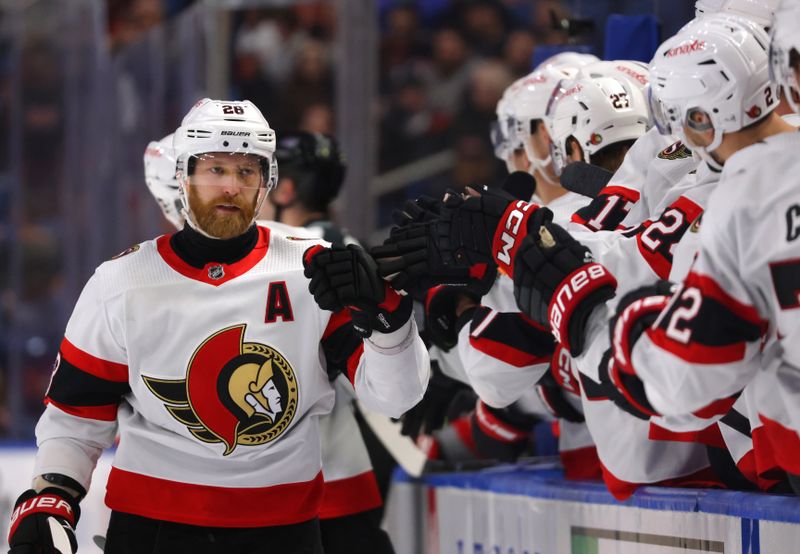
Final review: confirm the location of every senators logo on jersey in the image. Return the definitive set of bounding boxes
[657,141,692,161]
[143,324,298,455]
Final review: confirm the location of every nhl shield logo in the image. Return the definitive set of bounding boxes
[208,265,225,280]
[143,324,298,455]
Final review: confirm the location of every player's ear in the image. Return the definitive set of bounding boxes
[566,136,583,163]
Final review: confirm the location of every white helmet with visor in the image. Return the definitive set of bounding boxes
[648,14,777,170]
[173,98,278,237]
[769,0,800,113]
[545,75,649,176]
[144,133,183,229]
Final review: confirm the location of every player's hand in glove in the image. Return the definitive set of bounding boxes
[423,263,496,351]
[304,244,412,338]
[433,173,551,269]
[600,281,677,419]
[8,487,80,554]
[470,400,539,463]
[513,222,617,356]
[400,362,475,440]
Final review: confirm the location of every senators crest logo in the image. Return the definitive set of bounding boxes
[143,324,298,455]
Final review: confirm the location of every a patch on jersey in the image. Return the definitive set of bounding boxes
[657,141,692,161]
[690,213,703,233]
[110,244,140,260]
[142,324,298,455]
[208,265,225,280]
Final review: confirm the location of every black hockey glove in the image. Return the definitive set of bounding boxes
[434,180,552,269]
[513,222,617,357]
[304,244,412,338]
[400,362,475,440]
[8,487,80,554]
[470,400,539,463]
[423,264,496,351]
[536,345,585,424]
[601,281,676,419]
[371,222,473,298]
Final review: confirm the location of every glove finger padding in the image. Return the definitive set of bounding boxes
[470,400,539,462]
[513,223,617,356]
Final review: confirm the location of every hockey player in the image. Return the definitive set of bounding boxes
[503,13,792,492]
[7,99,429,553]
[144,131,395,553]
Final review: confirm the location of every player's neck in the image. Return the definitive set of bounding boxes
[717,112,796,162]
[171,223,258,268]
[535,178,568,206]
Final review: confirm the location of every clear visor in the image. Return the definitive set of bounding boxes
[770,39,800,110]
[490,119,508,157]
[545,79,569,121]
[186,152,269,191]
[548,139,566,177]
[648,86,674,136]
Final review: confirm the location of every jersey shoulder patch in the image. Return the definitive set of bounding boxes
[657,141,692,161]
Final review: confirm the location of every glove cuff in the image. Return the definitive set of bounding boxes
[9,487,80,541]
[492,201,539,275]
[548,263,617,355]
[473,401,534,444]
[611,295,670,376]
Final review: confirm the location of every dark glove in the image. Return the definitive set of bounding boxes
[8,487,80,554]
[434,182,552,269]
[602,281,676,419]
[513,222,617,356]
[304,244,412,338]
[423,264,496,351]
[536,345,585,423]
[371,223,474,298]
[470,400,539,462]
[399,362,474,440]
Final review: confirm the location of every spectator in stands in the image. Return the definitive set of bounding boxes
[504,30,537,78]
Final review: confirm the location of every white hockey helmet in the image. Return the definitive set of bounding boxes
[506,65,580,179]
[173,98,278,237]
[770,0,800,113]
[648,14,777,169]
[578,60,651,93]
[695,0,779,27]
[535,51,600,72]
[492,75,529,164]
[144,134,183,230]
[545,75,650,176]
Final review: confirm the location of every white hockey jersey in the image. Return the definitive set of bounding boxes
[570,127,690,232]
[629,130,800,475]
[35,227,429,527]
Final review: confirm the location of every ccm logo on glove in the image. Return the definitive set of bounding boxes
[550,264,613,344]
[493,201,537,270]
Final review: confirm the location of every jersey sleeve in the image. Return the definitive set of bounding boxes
[458,306,554,408]
[321,311,430,418]
[36,269,129,490]
[629,203,767,419]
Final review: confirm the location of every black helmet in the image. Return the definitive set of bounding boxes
[274,131,347,212]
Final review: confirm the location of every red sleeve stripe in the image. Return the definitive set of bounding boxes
[597,185,641,201]
[474,401,528,443]
[322,310,352,340]
[684,271,764,326]
[646,327,747,365]
[469,335,550,368]
[692,395,739,419]
[44,397,119,421]
[346,343,365,385]
[648,421,725,448]
[60,338,128,382]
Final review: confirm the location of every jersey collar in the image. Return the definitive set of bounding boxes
[157,226,271,286]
